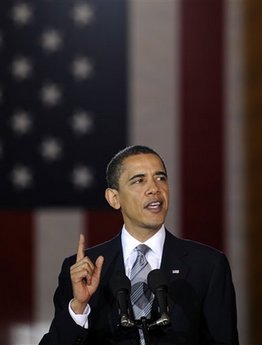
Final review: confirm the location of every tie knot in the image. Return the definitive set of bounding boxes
[136,244,150,256]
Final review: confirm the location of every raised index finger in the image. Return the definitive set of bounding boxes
[76,233,85,262]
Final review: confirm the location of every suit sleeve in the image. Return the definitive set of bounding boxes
[202,253,239,345]
[38,257,89,345]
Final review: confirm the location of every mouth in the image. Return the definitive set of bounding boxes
[145,200,163,211]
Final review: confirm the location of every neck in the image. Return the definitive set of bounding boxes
[125,226,161,242]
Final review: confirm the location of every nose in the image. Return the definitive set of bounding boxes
[146,179,159,195]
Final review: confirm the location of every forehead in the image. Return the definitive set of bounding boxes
[121,153,165,175]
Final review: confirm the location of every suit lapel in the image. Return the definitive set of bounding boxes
[98,234,127,335]
[159,230,189,314]
[160,230,189,279]
[101,234,139,344]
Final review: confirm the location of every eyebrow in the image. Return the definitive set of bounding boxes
[128,174,145,182]
[128,171,167,182]
[155,171,167,177]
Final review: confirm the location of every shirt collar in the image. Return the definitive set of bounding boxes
[121,224,166,262]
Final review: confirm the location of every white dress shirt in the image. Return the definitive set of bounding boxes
[69,225,166,328]
[121,224,165,278]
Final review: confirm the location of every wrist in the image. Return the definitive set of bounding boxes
[70,298,88,314]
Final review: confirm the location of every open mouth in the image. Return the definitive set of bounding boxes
[145,200,162,210]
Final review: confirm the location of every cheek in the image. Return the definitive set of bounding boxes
[163,187,169,198]
[123,197,142,214]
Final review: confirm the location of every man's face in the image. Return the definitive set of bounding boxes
[115,153,169,238]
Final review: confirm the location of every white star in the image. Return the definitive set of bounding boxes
[10,3,33,26]
[40,83,62,106]
[71,110,94,135]
[11,56,33,80]
[40,29,63,53]
[40,137,62,161]
[72,165,94,189]
[11,165,33,189]
[11,110,32,134]
[71,56,93,80]
[72,3,94,26]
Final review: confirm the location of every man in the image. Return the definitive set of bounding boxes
[39,145,239,345]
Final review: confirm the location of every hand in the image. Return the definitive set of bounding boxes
[70,234,104,314]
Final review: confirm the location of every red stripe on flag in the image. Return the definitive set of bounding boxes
[0,211,34,323]
[85,210,123,247]
[180,0,225,250]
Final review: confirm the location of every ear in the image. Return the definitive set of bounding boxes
[105,188,121,210]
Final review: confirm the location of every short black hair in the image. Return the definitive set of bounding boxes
[106,145,167,190]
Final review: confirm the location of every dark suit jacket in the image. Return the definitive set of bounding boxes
[39,230,239,345]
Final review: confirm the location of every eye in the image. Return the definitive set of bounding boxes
[157,174,166,180]
[129,175,145,185]
[134,177,143,184]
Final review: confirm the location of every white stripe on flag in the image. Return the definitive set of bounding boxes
[34,210,83,324]
[224,1,247,343]
[11,210,84,345]
[128,0,180,234]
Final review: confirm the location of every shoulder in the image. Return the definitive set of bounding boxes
[165,229,229,265]
[165,230,233,281]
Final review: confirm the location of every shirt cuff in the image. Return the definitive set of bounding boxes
[68,300,91,329]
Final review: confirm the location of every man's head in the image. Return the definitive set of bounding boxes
[106,145,167,190]
[105,145,169,240]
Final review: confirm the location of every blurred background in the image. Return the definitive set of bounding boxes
[0,0,261,344]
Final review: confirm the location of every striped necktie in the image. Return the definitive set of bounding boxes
[130,244,153,320]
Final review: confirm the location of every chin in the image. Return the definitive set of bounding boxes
[145,223,163,232]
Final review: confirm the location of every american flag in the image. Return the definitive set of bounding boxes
[0,1,248,344]
[0,0,127,208]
